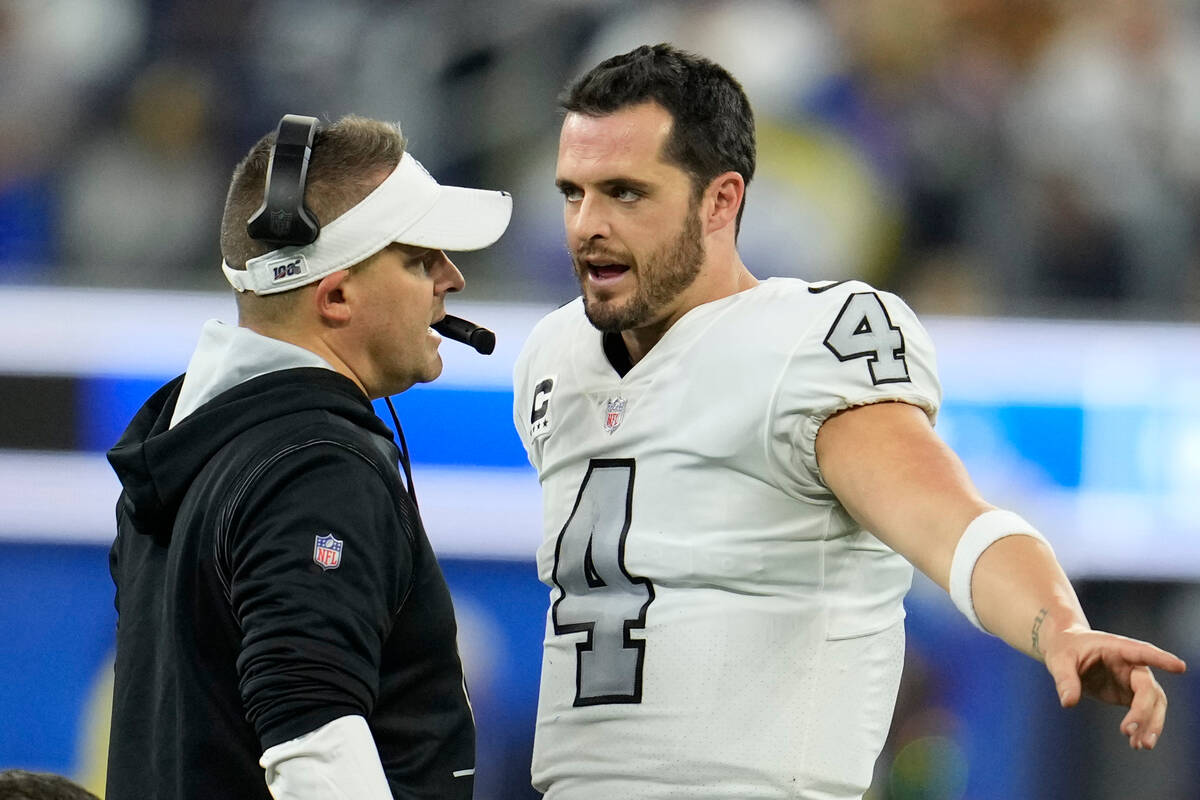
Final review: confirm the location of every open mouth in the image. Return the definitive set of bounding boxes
[585,260,631,283]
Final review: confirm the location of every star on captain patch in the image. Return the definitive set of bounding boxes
[604,396,627,434]
[313,533,343,571]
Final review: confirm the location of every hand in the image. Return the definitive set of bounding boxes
[1042,627,1187,750]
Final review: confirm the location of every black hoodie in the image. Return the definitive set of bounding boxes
[106,366,474,799]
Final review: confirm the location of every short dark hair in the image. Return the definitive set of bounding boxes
[0,770,100,800]
[560,43,756,231]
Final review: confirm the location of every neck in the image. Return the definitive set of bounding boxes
[242,321,370,397]
[621,254,757,365]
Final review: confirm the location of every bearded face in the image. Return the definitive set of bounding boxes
[573,198,705,334]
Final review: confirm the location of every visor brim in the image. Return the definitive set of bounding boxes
[394,186,513,252]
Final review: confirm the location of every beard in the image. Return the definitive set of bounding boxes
[574,204,705,333]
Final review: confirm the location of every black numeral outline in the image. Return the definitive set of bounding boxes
[550,458,655,706]
[823,291,911,385]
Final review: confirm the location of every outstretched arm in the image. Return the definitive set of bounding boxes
[815,401,1186,749]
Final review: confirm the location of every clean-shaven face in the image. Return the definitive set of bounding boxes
[349,243,464,397]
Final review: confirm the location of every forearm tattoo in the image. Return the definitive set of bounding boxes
[1031,607,1049,657]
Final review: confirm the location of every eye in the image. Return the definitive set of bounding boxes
[613,187,640,202]
[559,185,582,203]
[406,251,435,275]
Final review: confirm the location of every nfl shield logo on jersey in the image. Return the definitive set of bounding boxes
[604,396,627,434]
[313,533,343,571]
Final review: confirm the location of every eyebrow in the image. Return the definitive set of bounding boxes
[555,177,655,194]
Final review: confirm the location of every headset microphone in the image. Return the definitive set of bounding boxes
[433,315,496,355]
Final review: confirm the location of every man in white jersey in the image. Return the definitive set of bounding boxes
[511,44,1188,798]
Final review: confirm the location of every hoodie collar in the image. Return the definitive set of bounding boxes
[171,320,335,428]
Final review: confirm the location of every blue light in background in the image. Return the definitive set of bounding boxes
[76,377,528,469]
[373,386,526,468]
[76,376,173,452]
[0,543,115,773]
[936,401,1084,488]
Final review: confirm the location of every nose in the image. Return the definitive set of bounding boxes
[433,251,465,294]
[566,193,611,248]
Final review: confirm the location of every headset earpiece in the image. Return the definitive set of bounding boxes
[246,114,321,247]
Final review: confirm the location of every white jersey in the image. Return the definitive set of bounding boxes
[512,278,942,799]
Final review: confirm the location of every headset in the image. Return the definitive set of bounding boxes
[247,113,496,355]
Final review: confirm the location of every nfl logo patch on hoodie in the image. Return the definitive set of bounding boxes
[313,533,343,570]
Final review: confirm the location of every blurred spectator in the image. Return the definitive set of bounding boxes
[821,0,1064,315]
[4,0,1200,319]
[1006,0,1200,318]
[55,60,227,289]
[0,0,146,281]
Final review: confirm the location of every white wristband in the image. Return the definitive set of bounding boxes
[260,714,392,800]
[949,509,1052,632]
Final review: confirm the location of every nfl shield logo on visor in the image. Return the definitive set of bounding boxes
[313,533,343,571]
[604,396,627,434]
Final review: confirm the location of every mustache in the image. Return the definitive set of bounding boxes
[569,246,633,264]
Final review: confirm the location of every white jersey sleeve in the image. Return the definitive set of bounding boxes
[513,305,573,474]
[768,282,942,502]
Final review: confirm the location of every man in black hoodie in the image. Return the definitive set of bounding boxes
[105,114,511,799]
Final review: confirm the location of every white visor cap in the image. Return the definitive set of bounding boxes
[223,152,512,295]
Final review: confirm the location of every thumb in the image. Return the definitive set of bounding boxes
[1045,653,1081,708]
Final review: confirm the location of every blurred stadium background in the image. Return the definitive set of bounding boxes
[2,0,1199,797]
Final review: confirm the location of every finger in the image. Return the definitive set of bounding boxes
[1119,668,1166,750]
[1136,669,1167,751]
[1112,639,1187,674]
[1044,652,1082,707]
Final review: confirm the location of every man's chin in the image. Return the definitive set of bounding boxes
[583,297,644,333]
[421,357,444,384]
[394,357,442,393]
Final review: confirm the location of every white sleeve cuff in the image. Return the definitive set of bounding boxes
[259,714,392,800]
[949,509,1053,632]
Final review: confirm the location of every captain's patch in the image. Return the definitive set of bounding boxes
[530,376,556,440]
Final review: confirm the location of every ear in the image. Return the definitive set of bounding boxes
[703,171,745,235]
[313,270,352,326]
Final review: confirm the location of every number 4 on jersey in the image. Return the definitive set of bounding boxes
[552,459,654,706]
[823,292,910,385]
